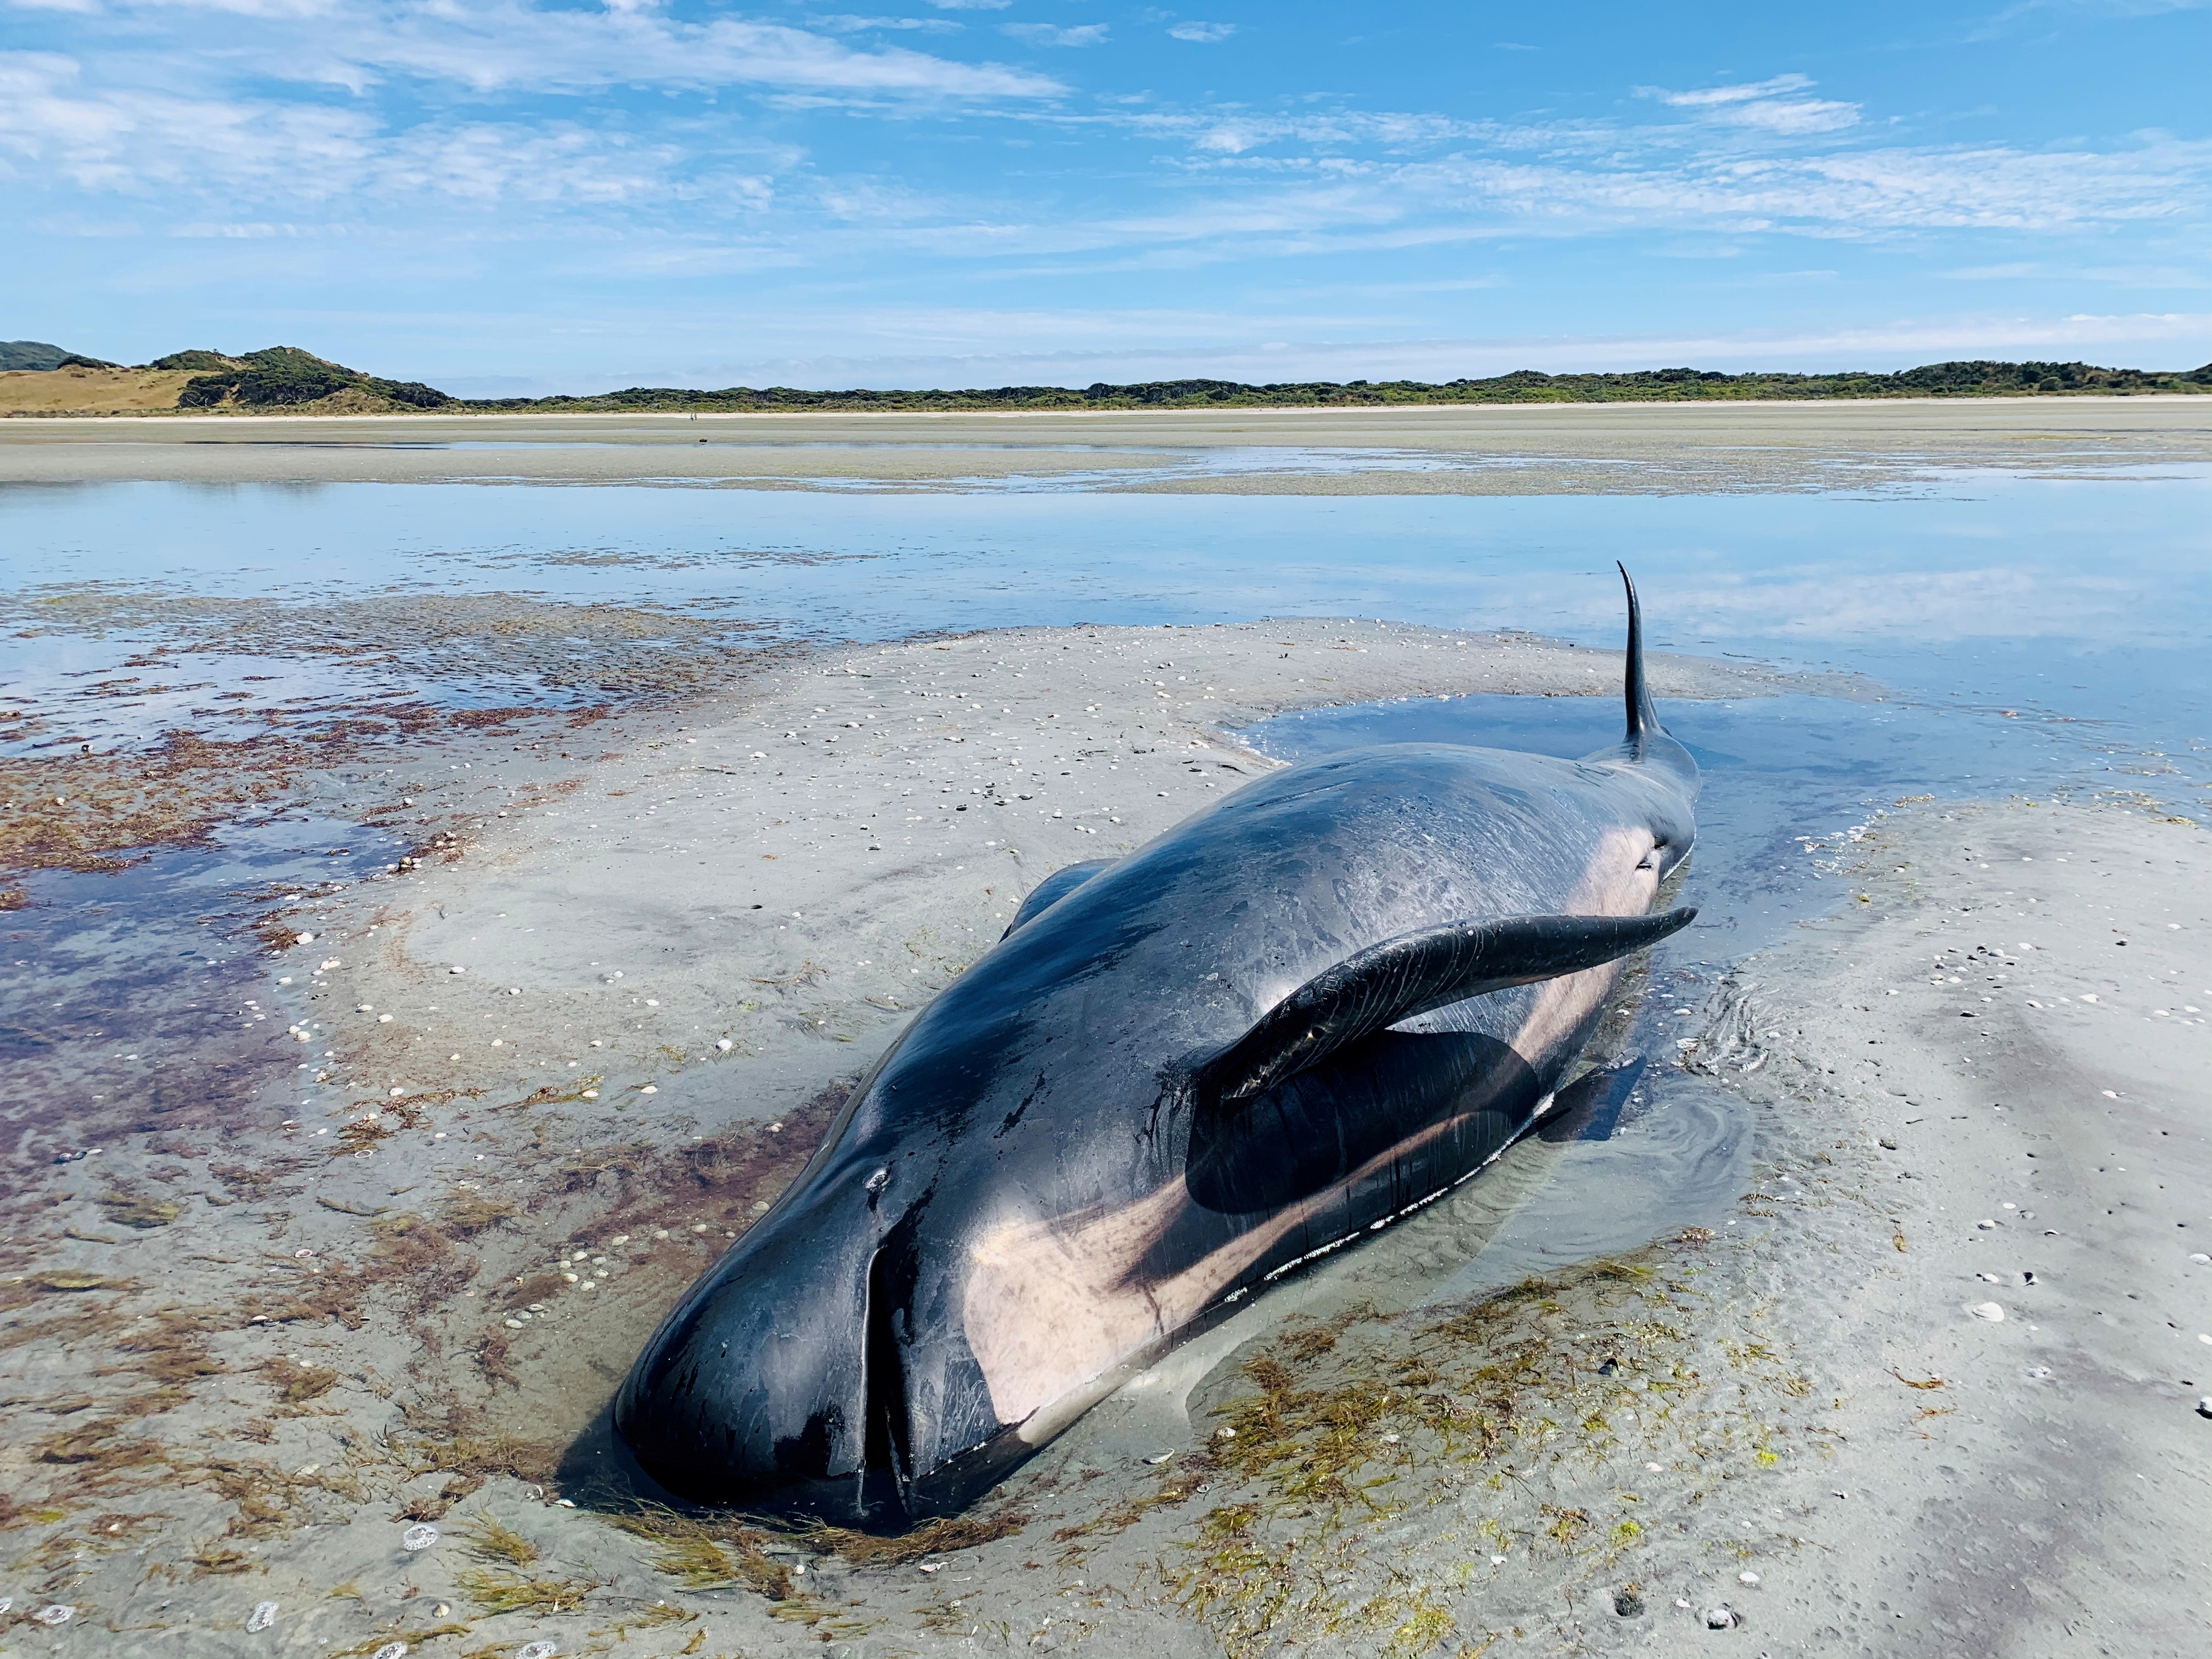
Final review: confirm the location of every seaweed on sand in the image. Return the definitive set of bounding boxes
[101,1311,227,1393]
[1165,1254,1730,1658]
[96,1189,183,1230]
[455,1566,600,1616]
[390,1422,561,1489]
[802,1507,1031,1566]
[607,1506,794,1600]
[325,1624,472,1658]
[35,1420,169,1488]
[460,1515,541,1567]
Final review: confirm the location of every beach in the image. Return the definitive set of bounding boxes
[0,411,2207,1658]
[1,600,2205,1656]
[3,397,2211,495]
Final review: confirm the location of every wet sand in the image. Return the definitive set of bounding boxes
[4,397,2211,494]
[3,600,2206,1656]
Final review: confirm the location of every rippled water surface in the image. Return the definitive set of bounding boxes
[6,467,2209,752]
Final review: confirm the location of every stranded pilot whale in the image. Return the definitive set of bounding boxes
[615,567,1700,1526]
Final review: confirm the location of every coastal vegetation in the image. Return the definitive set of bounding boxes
[0,345,454,415]
[170,345,453,410]
[3,343,2209,416]
[475,357,2212,413]
[0,340,78,371]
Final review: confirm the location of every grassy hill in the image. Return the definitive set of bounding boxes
[4,345,2208,417]
[0,346,454,416]
[0,341,78,373]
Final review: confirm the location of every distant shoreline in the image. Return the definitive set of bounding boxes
[7,388,2210,424]
[4,347,2207,420]
[8,388,2212,422]
[5,396,2209,496]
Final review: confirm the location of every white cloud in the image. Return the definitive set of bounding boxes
[1103,93,2209,250]
[36,1,1062,99]
[1659,73,1817,108]
[845,123,2212,287]
[0,51,375,196]
[336,4,1064,97]
[1002,22,1110,47]
[379,123,704,205]
[1651,74,1860,136]
[1138,110,1537,156]
[813,15,964,35]
[132,0,345,16]
[1166,21,1235,42]
[1942,261,2212,286]
[0,51,736,205]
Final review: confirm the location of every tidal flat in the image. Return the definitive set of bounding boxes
[4,397,2212,496]
[0,409,2207,1658]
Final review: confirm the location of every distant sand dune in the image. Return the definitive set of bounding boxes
[0,364,198,414]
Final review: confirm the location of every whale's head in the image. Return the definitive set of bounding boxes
[611,1005,1061,1527]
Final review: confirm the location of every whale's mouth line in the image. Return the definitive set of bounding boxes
[862,1248,915,1517]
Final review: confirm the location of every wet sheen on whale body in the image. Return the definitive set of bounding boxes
[614,568,1701,1525]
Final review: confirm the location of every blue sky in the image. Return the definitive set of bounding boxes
[3,0,2208,394]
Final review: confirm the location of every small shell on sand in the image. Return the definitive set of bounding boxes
[400,1523,439,1551]
[247,1600,278,1632]
[1968,1301,2006,1322]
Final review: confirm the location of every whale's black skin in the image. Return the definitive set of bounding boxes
[615,569,1700,1526]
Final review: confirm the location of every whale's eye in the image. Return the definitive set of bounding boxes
[864,1168,890,1194]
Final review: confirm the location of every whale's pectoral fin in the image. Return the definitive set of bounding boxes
[1197,908,1696,1107]
[1002,859,1118,939]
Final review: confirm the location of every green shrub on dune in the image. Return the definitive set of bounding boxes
[467,357,2212,413]
[176,346,454,410]
[147,349,246,371]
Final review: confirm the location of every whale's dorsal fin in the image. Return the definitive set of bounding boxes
[1003,858,1118,939]
[1620,560,1661,746]
[1584,563,1697,793]
[1197,907,1695,1107]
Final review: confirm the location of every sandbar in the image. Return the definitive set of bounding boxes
[2,607,2205,1656]
[4,396,2210,494]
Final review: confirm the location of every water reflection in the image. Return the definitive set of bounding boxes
[2,812,407,1144]
[4,470,2206,761]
